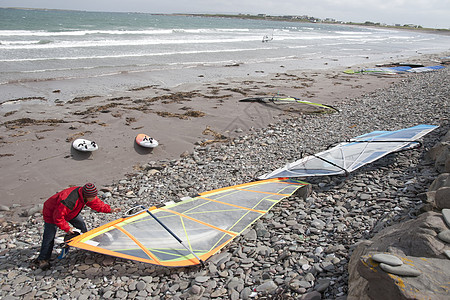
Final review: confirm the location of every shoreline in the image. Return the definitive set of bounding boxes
[172,13,450,35]
[0,51,448,213]
[3,8,449,31]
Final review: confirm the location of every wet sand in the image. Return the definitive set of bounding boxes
[0,52,446,209]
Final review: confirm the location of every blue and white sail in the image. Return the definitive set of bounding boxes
[259,124,438,179]
[406,65,445,73]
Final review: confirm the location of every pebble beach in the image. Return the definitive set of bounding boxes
[0,57,449,299]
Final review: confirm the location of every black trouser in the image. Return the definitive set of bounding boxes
[37,215,87,260]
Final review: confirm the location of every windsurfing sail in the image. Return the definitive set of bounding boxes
[240,96,339,112]
[344,66,412,75]
[259,124,438,180]
[406,65,445,73]
[376,63,424,68]
[68,178,309,267]
[262,30,274,42]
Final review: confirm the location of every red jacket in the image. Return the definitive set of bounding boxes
[43,186,111,232]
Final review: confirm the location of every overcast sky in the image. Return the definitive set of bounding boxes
[1,0,450,29]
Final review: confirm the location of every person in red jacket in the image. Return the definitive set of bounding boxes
[36,183,121,270]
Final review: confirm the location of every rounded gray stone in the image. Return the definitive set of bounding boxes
[211,288,227,297]
[0,205,10,211]
[102,291,114,298]
[256,280,277,293]
[372,253,403,266]
[437,230,450,243]
[442,208,450,228]
[314,279,331,292]
[195,276,210,283]
[116,290,128,298]
[136,281,146,291]
[380,263,421,277]
[240,287,252,300]
[436,187,450,209]
[360,193,371,200]
[13,285,32,297]
[190,285,202,295]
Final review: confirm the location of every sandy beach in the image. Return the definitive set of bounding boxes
[0,51,447,211]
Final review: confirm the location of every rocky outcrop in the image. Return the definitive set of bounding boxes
[348,130,450,300]
[348,212,450,299]
[427,130,450,174]
[356,254,450,300]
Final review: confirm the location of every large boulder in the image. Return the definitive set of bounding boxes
[355,254,450,300]
[427,141,450,173]
[426,174,450,210]
[436,187,450,209]
[428,173,450,191]
[419,173,450,211]
[350,212,447,258]
[427,128,450,173]
[348,211,449,299]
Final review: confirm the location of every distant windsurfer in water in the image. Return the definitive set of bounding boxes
[262,30,273,43]
[34,183,121,270]
[262,34,272,42]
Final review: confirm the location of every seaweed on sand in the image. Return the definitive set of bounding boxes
[155,110,206,119]
[2,118,66,129]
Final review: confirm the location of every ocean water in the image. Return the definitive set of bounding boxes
[0,8,449,102]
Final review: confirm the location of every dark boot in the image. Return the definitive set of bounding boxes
[38,259,51,270]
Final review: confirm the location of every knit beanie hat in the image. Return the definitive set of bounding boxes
[82,183,98,197]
